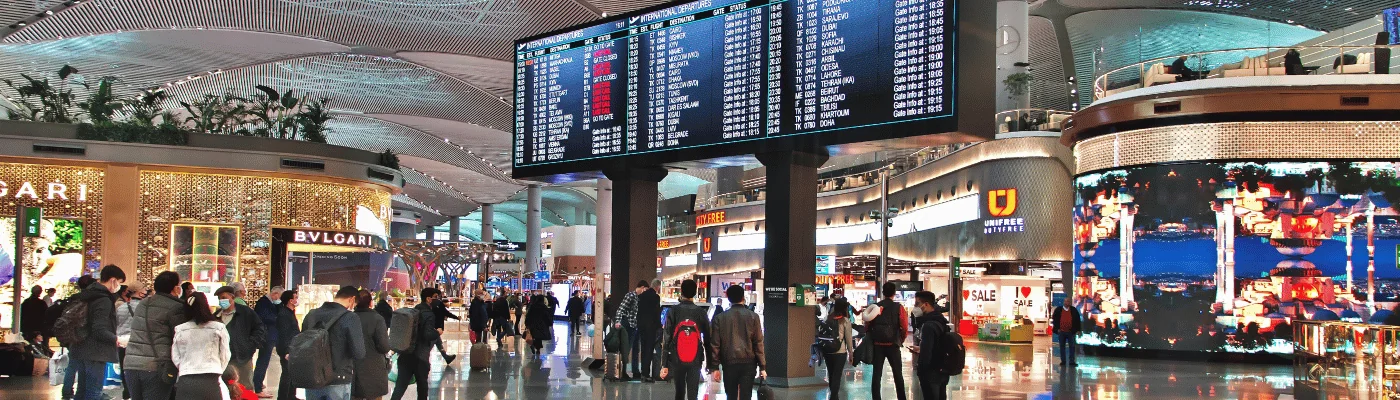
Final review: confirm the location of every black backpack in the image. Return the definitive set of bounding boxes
[53,298,91,346]
[815,319,842,354]
[867,301,902,344]
[42,298,70,338]
[933,324,966,376]
[286,310,349,389]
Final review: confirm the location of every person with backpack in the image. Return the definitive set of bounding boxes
[124,271,190,400]
[54,275,97,399]
[254,285,285,397]
[389,288,443,400]
[492,290,513,346]
[860,282,910,400]
[818,298,856,400]
[171,292,232,399]
[294,286,366,400]
[613,281,642,381]
[709,284,766,400]
[1051,297,1082,366]
[274,290,301,400]
[63,265,126,400]
[216,285,267,392]
[658,279,712,400]
[352,289,391,400]
[909,291,961,400]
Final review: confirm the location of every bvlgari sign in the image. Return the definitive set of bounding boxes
[0,180,89,201]
[273,228,386,250]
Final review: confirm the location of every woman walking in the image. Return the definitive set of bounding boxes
[525,293,554,356]
[172,294,232,400]
[353,289,391,400]
[822,298,856,400]
[469,290,489,344]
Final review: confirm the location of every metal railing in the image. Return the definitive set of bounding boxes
[996,109,1074,133]
[1093,45,1399,101]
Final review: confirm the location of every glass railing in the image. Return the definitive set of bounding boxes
[996,109,1074,133]
[1093,45,1399,100]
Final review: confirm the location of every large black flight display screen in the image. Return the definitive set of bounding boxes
[514,0,962,178]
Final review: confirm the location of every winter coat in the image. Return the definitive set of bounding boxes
[710,304,766,368]
[526,297,554,342]
[469,298,489,331]
[254,296,280,344]
[70,282,120,363]
[222,303,266,361]
[432,299,459,330]
[20,294,46,336]
[637,289,662,330]
[375,299,395,326]
[172,320,231,376]
[351,309,391,398]
[274,305,300,356]
[567,297,586,318]
[1052,306,1082,334]
[661,300,712,371]
[301,302,366,385]
[116,298,141,338]
[408,302,442,360]
[124,293,190,372]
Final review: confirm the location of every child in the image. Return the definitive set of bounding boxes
[223,366,258,400]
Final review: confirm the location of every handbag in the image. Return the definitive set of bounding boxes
[756,377,775,400]
[852,337,874,366]
[143,305,179,384]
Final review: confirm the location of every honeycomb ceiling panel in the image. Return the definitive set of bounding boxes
[326,115,514,182]
[1055,0,1393,32]
[367,113,513,170]
[4,0,601,60]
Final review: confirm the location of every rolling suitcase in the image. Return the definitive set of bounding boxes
[470,342,492,370]
[604,352,625,381]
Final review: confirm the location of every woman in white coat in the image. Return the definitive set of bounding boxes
[172,293,232,400]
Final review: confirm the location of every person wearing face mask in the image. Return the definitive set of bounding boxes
[908,291,954,400]
[274,290,301,400]
[215,285,267,394]
[253,285,285,398]
[67,265,126,400]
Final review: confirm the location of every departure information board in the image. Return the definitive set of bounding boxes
[515,0,960,177]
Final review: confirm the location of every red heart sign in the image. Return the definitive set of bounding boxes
[962,290,970,300]
[1021,287,1033,298]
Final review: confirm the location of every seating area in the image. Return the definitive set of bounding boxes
[1094,46,1393,101]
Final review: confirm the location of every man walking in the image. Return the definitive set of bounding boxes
[254,285,285,397]
[637,280,662,381]
[1052,297,1081,366]
[910,291,953,400]
[567,291,586,336]
[301,286,367,400]
[710,285,766,400]
[389,288,443,400]
[658,280,711,400]
[216,285,267,392]
[124,271,189,400]
[68,265,125,400]
[429,290,459,364]
[861,282,910,400]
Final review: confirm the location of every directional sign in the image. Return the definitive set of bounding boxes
[21,207,42,237]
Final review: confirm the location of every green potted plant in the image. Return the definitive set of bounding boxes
[1002,72,1034,98]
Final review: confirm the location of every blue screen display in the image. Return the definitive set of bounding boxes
[1386,7,1400,45]
[514,0,958,176]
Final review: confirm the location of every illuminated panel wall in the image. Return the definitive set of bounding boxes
[0,162,105,327]
[137,171,391,294]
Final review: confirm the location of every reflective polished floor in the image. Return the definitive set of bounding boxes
[2,321,1298,399]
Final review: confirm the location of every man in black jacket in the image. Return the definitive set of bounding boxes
[567,291,586,336]
[710,284,766,400]
[301,286,367,400]
[430,291,459,364]
[20,285,47,344]
[275,290,301,400]
[216,285,267,391]
[253,285,284,396]
[124,271,189,400]
[636,280,662,381]
[1051,297,1082,366]
[659,280,711,400]
[70,265,125,400]
[389,288,443,400]
[910,291,952,400]
[375,291,394,324]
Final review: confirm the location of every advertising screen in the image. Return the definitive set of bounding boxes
[1,218,86,328]
[514,0,961,177]
[1386,7,1400,45]
[1074,161,1400,355]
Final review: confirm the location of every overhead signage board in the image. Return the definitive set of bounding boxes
[513,0,991,179]
[274,228,387,251]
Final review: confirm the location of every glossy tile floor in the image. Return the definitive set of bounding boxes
[1,321,1299,399]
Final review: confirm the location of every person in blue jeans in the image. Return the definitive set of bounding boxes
[1050,297,1082,366]
[69,265,127,400]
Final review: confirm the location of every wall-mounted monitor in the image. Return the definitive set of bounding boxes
[1385,7,1400,45]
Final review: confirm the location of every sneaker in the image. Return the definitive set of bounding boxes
[444,354,457,365]
[257,392,274,399]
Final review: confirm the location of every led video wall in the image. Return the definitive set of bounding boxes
[1,218,86,328]
[1074,161,1400,355]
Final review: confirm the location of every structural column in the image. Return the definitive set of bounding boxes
[757,149,828,387]
[602,167,666,299]
[448,217,460,241]
[593,178,614,360]
[479,204,494,283]
[526,185,543,277]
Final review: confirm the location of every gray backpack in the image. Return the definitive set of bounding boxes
[388,307,421,353]
[286,310,348,389]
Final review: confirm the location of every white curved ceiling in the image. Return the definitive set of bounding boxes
[0,0,667,220]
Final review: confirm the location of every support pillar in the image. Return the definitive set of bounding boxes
[526,185,543,280]
[574,207,588,226]
[480,204,494,283]
[602,167,666,302]
[757,149,828,388]
[593,179,614,361]
[448,217,460,241]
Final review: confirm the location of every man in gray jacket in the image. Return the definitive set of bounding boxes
[124,271,189,400]
[70,265,125,400]
[301,286,366,400]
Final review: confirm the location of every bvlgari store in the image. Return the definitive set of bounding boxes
[0,130,400,328]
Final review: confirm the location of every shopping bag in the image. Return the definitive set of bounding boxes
[48,350,67,386]
[388,354,415,385]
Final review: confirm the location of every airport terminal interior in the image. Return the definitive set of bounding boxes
[0,0,1398,398]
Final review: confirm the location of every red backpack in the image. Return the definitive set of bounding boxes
[672,319,702,367]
